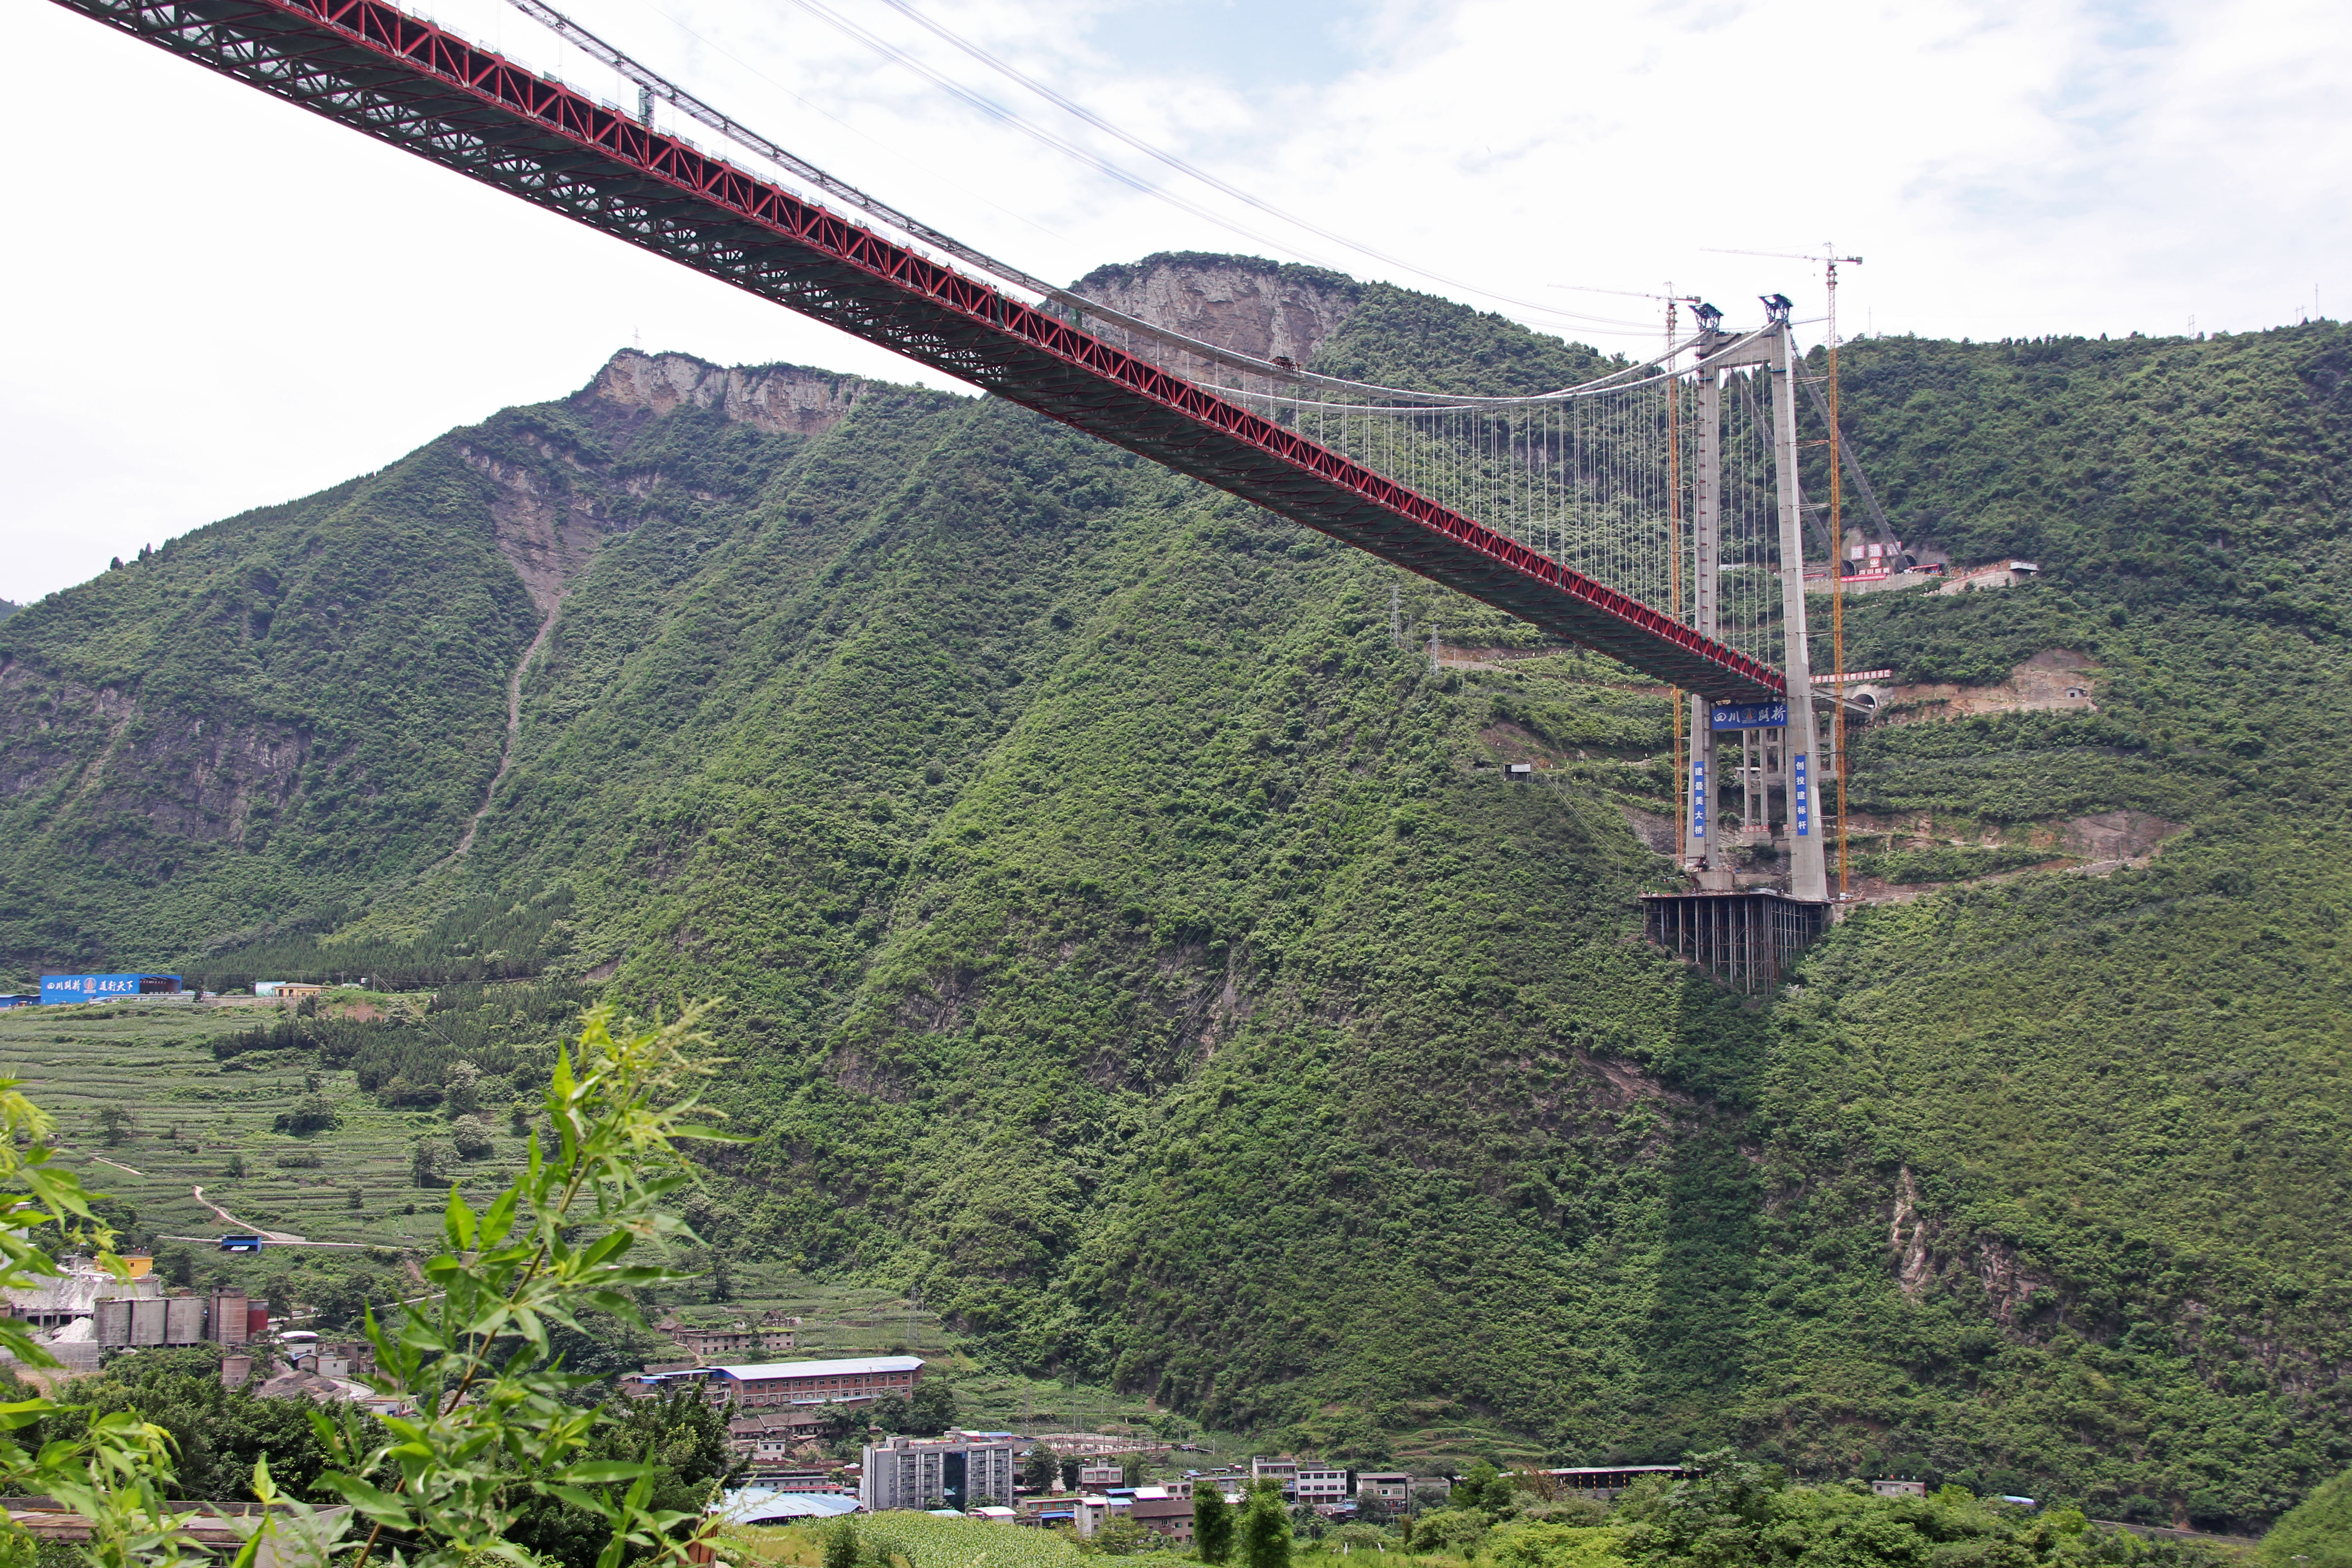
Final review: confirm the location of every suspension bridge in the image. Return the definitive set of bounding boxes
[52,0,1891,987]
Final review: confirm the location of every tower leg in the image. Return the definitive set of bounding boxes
[1770,325,1829,902]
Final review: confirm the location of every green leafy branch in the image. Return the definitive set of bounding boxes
[299,1003,741,1568]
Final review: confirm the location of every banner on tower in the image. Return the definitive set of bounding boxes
[1711,701,1788,731]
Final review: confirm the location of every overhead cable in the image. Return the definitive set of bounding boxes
[495,0,1738,402]
[870,0,1662,333]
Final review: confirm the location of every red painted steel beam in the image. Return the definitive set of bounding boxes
[49,0,1785,701]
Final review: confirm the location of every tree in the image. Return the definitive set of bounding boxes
[1483,1520,1623,1568]
[1061,1455,1083,1490]
[410,1137,451,1186]
[816,1405,866,1457]
[1611,1449,1780,1565]
[509,1098,534,1137]
[1241,1483,1292,1568]
[449,1116,494,1160]
[868,1393,911,1433]
[444,1058,484,1118]
[1452,1460,1517,1520]
[1093,1516,1153,1556]
[823,1518,861,1568]
[2262,1464,2352,1568]
[1195,1482,1236,1564]
[299,1004,740,1566]
[1025,1442,1061,1494]
[93,1107,134,1147]
[505,1388,745,1568]
[1409,1509,1490,1557]
[273,1094,339,1135]
[906,1377,957,1436]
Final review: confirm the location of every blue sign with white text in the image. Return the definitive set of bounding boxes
[1710,701,1788,731]
[1690,759,1707,839]
[39,973,182,1005]
[1793,754,1810,837]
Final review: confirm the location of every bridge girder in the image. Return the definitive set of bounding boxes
[52,0,1787,702]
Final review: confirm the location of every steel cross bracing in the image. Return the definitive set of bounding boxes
[53,0,1785,703]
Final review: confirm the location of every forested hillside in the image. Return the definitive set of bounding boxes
[1,255,2346,1532]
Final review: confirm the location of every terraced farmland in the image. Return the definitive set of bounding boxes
[0,997,486,1250]
[0,996,1218,1451]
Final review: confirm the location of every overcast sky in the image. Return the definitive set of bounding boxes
[3,0,2345,603]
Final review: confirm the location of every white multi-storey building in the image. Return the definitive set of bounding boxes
[861,1434,1017,1512]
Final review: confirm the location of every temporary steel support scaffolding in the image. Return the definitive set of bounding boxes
[52,0,1785,701]
[1640,891,1828,995]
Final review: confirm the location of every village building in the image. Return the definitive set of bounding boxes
[860,1432,1016,1512]
[1127,1488,1194,1543]
[1293,1463,1348,1505]
[626,1353,922,1409]
[1022,1431,1169,1458]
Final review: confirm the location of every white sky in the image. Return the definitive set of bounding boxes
[3,0,2346,603]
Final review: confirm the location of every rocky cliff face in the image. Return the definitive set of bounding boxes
[455,351,875,616]
[1069,252,1361,374]
[585,350,872,437]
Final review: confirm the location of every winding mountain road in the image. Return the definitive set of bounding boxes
[191,1185,305,1243]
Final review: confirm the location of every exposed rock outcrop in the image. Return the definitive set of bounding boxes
[0,665,311,849]
[458,450,608,617]
[586,349,872,437]
[1068,252,1361,377]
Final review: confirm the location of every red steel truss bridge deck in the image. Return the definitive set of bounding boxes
[54,0,1785,703]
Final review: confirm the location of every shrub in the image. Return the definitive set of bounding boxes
[272,1094,339,1135]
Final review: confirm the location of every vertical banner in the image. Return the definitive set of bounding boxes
[1691,758,1707,840]
[1793,753,1810,837]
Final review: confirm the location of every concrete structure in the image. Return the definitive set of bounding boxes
[1873,1480,1929,1499]
[1543,1465,1688,1497]
[1014,1493,1083,1529]
[1356,1473,1411,1509]
[1024,1431,1168,1458]
[713,1489,862,1524]
[728,1411,832,1470]
[1642,890,1832,995]
[1074,1494,1120,1538]
[1250,1456,1298,1490]
[1936,560,2038,596]
[82,1287,250,1349]
[4,1261,162,1332]
[669,1324,797,1359]
[861,1433,1016,1512]
[1077,1462,1124,1488]
[699,1354,923,1409]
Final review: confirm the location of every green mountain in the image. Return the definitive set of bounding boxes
[2,256,2348,1532]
